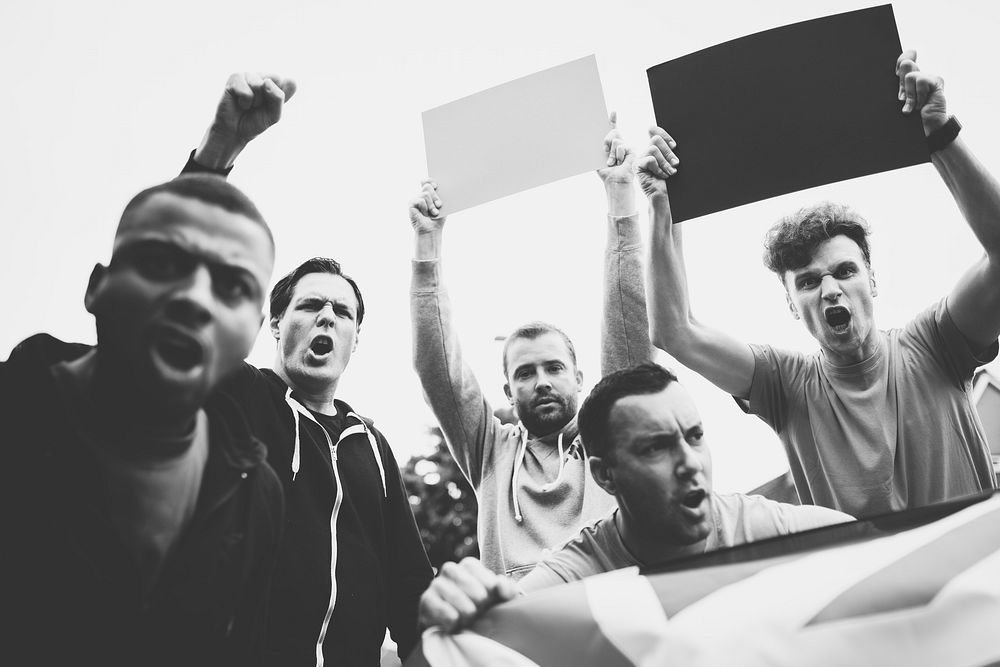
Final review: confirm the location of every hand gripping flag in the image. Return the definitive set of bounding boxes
[405,491,1000,667]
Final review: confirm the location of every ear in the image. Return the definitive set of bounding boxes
[589,455,616,496]
[352,330,360,352]
[575,368,584,390]
[269,315,281,341]
[869,273,878,298]
[84,263,108,314]
[503,382,513,404]
[786,293,800,320]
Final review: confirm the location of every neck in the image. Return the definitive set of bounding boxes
[821,327,880,367]
[615,507,706,567]
[60,349,198,442]
[525,416,574,441]
[275,365,340,415]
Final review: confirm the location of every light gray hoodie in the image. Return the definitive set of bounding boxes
[411,214,653,578]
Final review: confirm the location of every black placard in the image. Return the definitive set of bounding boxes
[646,5,929,223]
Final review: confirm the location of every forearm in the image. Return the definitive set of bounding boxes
[193,123,248,171]
[605,180,637,218]
[410,257,493,485]
[414,228,443,260]
[646,194,695,351]
[933,136,1000,258]
[602,212,653,374]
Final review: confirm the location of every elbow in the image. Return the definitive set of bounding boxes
[650,322,694,357]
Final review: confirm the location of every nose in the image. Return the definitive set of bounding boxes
[820,274,842,302]
[674,441,703,481]
[164,263,214,327]
[316,302,336,327]
[535,368,552,390]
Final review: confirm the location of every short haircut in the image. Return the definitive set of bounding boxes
[269,257,365,327]
[501,321,577,378]
[763,202,871,279]
[117,173,273,246]
[578,362,678,459]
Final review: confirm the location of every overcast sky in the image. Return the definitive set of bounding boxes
[4,0,998,492]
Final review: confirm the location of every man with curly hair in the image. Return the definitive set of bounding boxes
[639,50,1000,518]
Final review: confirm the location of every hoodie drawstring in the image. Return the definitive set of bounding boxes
[511,428,529,523]
[283,389,387,498]
[542,432,567,492]
[285,388,304,481]
[512,428,570,523]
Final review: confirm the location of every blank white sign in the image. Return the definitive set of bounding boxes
[422,55,610,216]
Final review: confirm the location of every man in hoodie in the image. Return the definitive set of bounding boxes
[1,174,284,666]
[640,50,1000,519]
[185,72,433,666]
[408,117,656,580]
[417,363,851,631]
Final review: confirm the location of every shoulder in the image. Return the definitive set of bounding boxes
[713,492,851,543]
[531,513,629,585]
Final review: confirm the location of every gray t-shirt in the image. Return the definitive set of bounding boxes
[520,492,850,592]
[748,299,998,518]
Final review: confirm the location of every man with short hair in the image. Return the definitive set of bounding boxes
[185,74,433,665]
[2,174,284,665]
[408,116,656,579]
[416,363,850,631]
[638,50,1000,519]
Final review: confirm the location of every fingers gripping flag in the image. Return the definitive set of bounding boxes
[406,492,1000,667]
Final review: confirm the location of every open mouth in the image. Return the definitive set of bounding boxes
[824,306,851,333]
[681,488,707,509]
[310,335,333,356]
[154,332,204,371]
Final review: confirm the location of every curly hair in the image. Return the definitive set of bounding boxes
[763,202,872,279]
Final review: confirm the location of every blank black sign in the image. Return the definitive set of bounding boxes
[646,5,929,223]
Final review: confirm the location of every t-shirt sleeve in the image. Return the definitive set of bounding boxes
[518,560,572,593]
[780,503,854,532]
[746,344,792,432]
[905,299,999,388]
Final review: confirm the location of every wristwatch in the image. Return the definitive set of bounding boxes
[926,116,961,153]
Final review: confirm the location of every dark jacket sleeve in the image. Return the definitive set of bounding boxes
[230,461,285,666]
[379,431,433,659]
[180,149,234,177]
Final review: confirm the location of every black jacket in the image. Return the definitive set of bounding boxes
[0,334,284,667]
[218,364,433,666]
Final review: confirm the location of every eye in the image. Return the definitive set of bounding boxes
[132,243,193,281]
[515,368,534,380]
[298,300,322,311]
[546,362,566,373]
[798,276,818,290]
[835,266,857,279]
[212,268,255,303]
[688,428,705,445]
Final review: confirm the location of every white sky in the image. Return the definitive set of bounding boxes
[3,0,998,493]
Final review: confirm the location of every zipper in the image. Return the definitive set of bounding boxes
[313,426,343,667]
[286,402,345,667]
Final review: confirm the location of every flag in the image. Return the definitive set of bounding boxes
[405,492,1000,667]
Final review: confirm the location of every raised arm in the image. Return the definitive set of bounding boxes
[637,128,755,398]
[409,183,502,488]
[898,50,1000,351]
[189,72,297,172]
[598,113,655,375]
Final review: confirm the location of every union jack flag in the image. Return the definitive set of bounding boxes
[406,491,1000,667]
